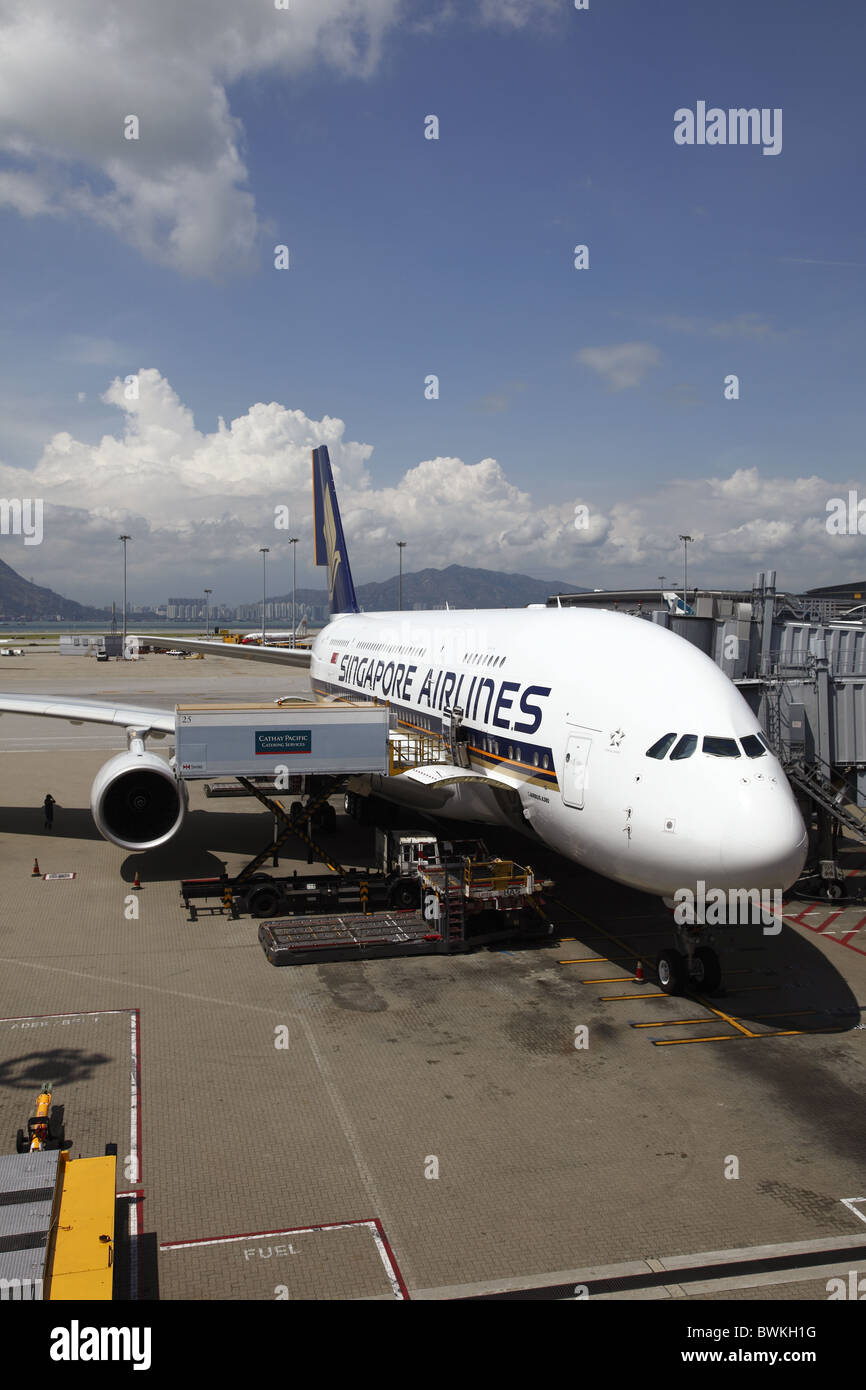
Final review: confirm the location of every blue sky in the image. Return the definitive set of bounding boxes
[0,0,864,606]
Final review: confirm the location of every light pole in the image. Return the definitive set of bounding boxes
[204,588,212,637]
[289,537,298,646]
[397,540,407,611]
[259,547,269,645]
[678,536,693,615]
[119,534,131,655]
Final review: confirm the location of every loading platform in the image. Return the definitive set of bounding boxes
[259,910,440,965]
[0,1147,115,1300]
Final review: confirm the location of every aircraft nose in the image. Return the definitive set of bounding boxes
[718,794,808,891]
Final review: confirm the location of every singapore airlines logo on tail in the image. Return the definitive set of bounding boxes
[322,485,342,601]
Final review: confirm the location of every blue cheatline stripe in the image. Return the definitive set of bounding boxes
[311,679,559,789]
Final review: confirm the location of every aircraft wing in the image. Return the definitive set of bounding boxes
[136,635,312,668]
[0,695,175,737]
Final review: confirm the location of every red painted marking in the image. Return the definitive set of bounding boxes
[159,1216,409,1297]
[785,902,821,925]
[812,911,843,933]
[788,910,866,958]
[161,1217,384,1247]
[373,1217,410,1301]
[132,1007,142,1189]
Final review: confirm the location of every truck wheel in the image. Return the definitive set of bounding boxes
[16,1129,28,1154]
[656,948,685,995]
[248,884,282,918]
[390,880,419,909]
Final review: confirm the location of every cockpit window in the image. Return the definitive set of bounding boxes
[646,732,677,759]
[670,734,697,760]
[758,731,773,753]
[703,736,741,758]
[740,734,766,759]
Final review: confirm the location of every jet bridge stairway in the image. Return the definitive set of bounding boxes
[784,754,866,898]
[784,757,866,844]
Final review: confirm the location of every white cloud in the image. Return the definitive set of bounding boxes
[576,342,662,391]
[0,1,401,276]
[659,311,784,341]
[478,0,560,26]
[0,369,860,603]
[0,0,559,277]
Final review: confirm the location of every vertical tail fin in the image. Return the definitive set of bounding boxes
[312,445,360,615]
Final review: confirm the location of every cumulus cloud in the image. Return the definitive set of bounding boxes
[0,0,405,276]
[0,370,858,602]
[0,0,559,277]
[576,341,662,391]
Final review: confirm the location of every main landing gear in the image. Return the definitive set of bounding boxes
[656,924,722,996]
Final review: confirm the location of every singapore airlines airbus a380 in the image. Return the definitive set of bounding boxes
[0,446,807,990]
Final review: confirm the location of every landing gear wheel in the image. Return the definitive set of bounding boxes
[691,946,722,994]
[656,948,686,995]
[823,881,843,901]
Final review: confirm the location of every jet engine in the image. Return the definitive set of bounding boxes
[90,745,187,851]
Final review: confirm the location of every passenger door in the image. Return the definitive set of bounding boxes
[562,734,592,809]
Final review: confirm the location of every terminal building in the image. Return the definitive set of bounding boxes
[547,573,866,890]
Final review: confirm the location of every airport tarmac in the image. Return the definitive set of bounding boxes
[1,647,865,1301]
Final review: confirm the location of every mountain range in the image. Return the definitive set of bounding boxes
[0,553,587,620]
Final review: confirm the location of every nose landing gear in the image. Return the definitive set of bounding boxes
[656,925,722,996]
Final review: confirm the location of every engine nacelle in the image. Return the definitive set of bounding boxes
[91,749,188,851]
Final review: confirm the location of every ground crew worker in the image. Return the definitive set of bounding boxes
[43,794,55,831]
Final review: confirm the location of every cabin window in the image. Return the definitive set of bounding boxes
[702,736,740,758]
[646,732,677,759]
[542,753,550,769]
[670,734,697,761]
[740,734,766,759]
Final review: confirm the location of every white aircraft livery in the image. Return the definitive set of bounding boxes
[0,446,808,989]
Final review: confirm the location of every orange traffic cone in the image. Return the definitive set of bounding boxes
[634,959,644,982]
[32,858,41,877]
[132,872,141,890]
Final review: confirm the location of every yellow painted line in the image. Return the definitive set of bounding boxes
[632,1017,728,1029]
[558,958,608,966]
[600,991,667,1001]
[549,896,649,972]
[652,1028,829,1047]
[653,1034,744,1045]
[579,976,636,984]
[689,993,756,1037]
